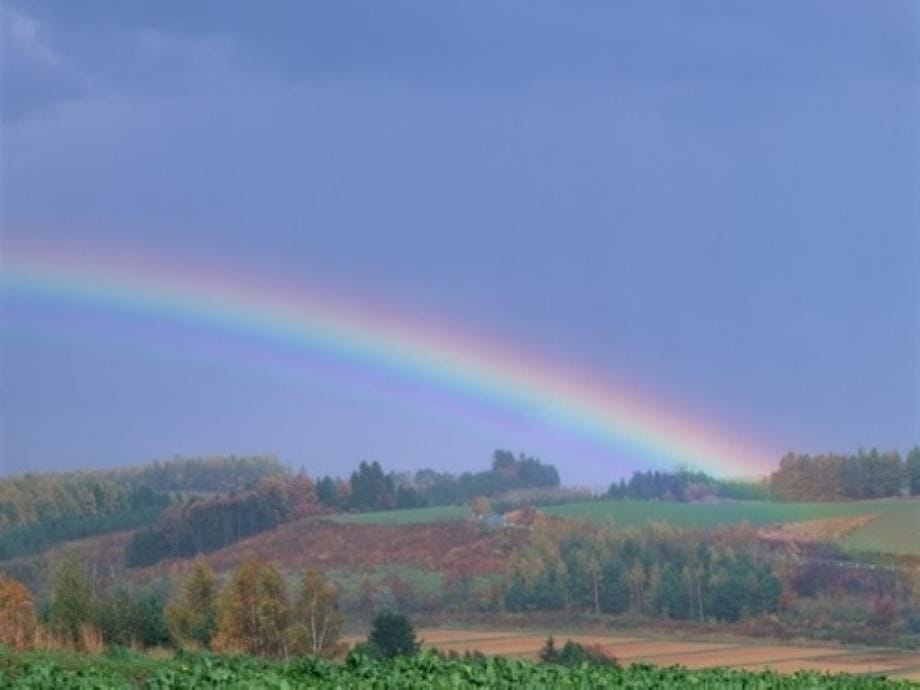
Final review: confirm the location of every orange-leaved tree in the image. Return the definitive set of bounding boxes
[0,575,37,650]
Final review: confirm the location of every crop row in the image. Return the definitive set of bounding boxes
[1,650,917,689]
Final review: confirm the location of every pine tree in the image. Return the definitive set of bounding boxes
[366,611,419,658]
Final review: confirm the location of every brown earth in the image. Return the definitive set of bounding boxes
[136,518,526,582]
[759,515,877,544]
[402,628,920,678]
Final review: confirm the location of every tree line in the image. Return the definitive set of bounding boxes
[606,468,769,502]
[0,553,345,658]
[770,447,920,502]
[0,455,286,531]
[603,447,920,504]
[502,520,782,622]
[315,450,560,513]
[125,475,324,567]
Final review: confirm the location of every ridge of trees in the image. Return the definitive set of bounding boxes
[606,468,769,502]
[605,446,919,503]
[0,455,286,532]
[0,503,168,561]
[316,450,560,513]
[125,475,323,567]
[770,448,918,502]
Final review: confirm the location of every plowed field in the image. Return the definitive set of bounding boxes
[371,628,920,679]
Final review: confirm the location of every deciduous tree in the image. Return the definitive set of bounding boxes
[288,569,343,658]
[213,557,290,657]
[49,551,93,645]
[0,575,37,650]
[166,558,219,649]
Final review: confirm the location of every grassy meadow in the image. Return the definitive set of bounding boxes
[325,497,919,555]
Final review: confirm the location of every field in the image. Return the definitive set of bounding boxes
[319,497,920,555]
[378,628,920,682]
[329,505,469,525]
[2,648,917,688]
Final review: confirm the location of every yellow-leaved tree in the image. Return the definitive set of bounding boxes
[286,569,343,658]
[213,556,290,657]
[166,558,219,649]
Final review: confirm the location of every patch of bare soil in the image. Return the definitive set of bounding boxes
[136,519,526,581]
[409,628,920,678]
[759,515,877,544]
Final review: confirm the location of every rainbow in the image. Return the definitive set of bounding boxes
[0,244,778,477]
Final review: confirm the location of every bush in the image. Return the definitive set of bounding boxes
[539,635,618,668]
[364,611,419,659]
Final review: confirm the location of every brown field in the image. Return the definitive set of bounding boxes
[394,628,920,678]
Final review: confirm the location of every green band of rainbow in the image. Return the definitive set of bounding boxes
[1,245,778,477]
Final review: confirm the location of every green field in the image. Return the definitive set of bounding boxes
[329,504,470,525]
[327,498,919,555]
[543,497,920,555]
[1,649,915,689]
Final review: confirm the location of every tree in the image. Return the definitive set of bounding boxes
[907,446,920,495]
[316,476,338,508]
[49,551,93,645]
[366,611,419,658]
[213,557,290,657]
[166,558,219,649]
[0,575,37,650]
[469,496,491,518]
[288,569,343,658]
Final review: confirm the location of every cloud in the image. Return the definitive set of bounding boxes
[1,6,94,121]
[1,5,238,124]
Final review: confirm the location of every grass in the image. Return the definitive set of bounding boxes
[324,497,919,556]
[543,497,920,555]
[328,505,469,525]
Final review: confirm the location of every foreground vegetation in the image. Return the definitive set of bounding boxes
[1,648,916,689]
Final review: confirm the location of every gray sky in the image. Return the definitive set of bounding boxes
[1,1,918,484]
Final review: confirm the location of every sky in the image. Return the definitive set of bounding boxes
[1,1,918,486]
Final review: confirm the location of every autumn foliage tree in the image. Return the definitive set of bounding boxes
[48,551,94,646]
[0,575,37,650]
[213,557,290,657]
[166,559,219,649]
[287,569,343,658]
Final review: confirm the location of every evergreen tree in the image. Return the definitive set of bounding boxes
[366,611,419,658]
[907,446,920,495]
